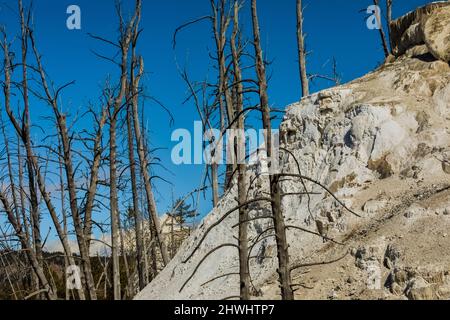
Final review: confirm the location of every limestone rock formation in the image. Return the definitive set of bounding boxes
[422,6,450,62]
[390,2,450,62]
[135,6,450,300]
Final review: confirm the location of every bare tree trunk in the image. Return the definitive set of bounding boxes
[170,215,175,258]
[108,3,142,298]
[386,0,393,51]
[58,136,70,301]
[296,0,309,97]
[17,135,34,294]
[83,107,108,247]
[109,106,121,300]
[31,132,87,300]
[28,29,98,300]
[373,0,390,57]
[270,175,293,299]
[18,0,44,282]
[251,0,294,300]
[1,115,20,234]
[126,101,146,290]
[127,29,148,289]
[0,192,56,300]
[250,0,272,156]
[57,134,86,300]
[211,0,236,189]
[231,0,250,300]
[118,214,132,298]
[130,58,170,266]
[17,139,30,249]
[1,116,22,301]
[151,239,159,279]
[0,252,18,300]
[118,1,169,267]
[211,164,220,206]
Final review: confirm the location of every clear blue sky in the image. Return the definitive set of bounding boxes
[0,0,436,243]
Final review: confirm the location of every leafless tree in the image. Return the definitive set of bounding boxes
[250,0,293,300]
[386,0,393,51]
[296,0,309,97]
[373,0,390,57]
[126,80,146,290]
[230,0,251,300]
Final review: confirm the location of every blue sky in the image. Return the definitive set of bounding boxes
[0,0,436,243]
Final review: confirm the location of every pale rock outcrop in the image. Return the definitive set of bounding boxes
[135,6,450,300]
[422,6,450,62]
[390,2,450,62]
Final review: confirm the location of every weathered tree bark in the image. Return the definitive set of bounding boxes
[109,54,128,302]
[387,0,393,51]
[0,115,20,233]
[57,135,70,301]
[270,175,293,300]
[1,3,54,297]
[211,0,234,126]
[126,98,146,290]
[0,192,56,300]
[17,134,35,292]
[373,0,390,57]
[296,0,309,97]
[211,0,237,188]
[231,0,250,300]
[29,28,98,300]
[250,0,272,157]
[31,119,89,300]
[118,213,132,298]
[251,0,294,300]
[110,101,122,300]
[170,214,175,258]
[18,0,44,282]
[127,24,148,288]
[120,1,170,267]
[109,2,143,298]
[83,107,109,247]
[17,139,30,250]
[211,164,220,206]
[130,58,170,266]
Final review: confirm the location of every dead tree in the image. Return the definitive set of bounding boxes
[174,0,238,206]
[373,0,390,57]
[308,57,341,87]
[250,0,294,300]
[296,0,309,97]
[94,2,173,273]
[0,2,56,299]
[126,4,170,266]
[56,134,72,300]
[386,0,393,52]
[108,3,139,300]
[18,0,44,285]
[0,190,55,299]
[126,83,146,290]
[3,0,115,300]
[211,0,237,189]
[28,25,99,300]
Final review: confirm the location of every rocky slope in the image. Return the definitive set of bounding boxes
[135,3,450,300]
